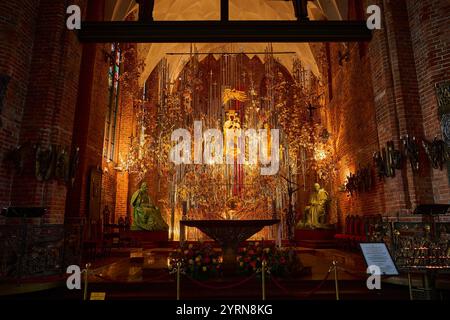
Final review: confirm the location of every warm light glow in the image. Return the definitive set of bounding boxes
[314,146,328,161]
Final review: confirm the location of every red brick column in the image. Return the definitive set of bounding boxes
[406,0,450,203]
[0,0,40,208]
[9,0,87,224]
[114,55,137,222]
[66,0,108,221]
[367,0,434,216]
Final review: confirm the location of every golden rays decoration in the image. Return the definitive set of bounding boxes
[223,88,248,105]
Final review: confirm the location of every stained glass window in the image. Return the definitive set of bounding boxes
[104,43,121,161]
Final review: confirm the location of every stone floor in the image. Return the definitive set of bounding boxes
[2,246,448,300]
[88,247,366,283]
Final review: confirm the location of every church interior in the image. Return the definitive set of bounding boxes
[0,0,449,302]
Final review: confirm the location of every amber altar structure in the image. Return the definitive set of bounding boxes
[180,219,280,275]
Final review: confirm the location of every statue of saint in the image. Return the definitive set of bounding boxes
[130,182,169,231]
[298,183,330,229]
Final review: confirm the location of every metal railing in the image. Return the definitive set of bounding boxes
[0,220,83,282]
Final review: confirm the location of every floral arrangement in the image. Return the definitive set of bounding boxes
[168,242,222,279]
[236,242,303,277]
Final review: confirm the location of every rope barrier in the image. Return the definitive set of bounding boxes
[93,269,171,282]
[88,260,366,300]
[336,266,367,278]
[270,268,332,299]
[269,276,292,296]
[184,273,257,290]
[304,270,332,299]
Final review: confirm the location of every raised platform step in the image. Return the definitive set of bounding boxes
[10,277,407,300]
[294,228,338,249]
[297,240,338,249]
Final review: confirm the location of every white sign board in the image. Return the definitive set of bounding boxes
[360,243,399,276]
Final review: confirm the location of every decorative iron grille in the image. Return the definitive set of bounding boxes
[0,221,83,281]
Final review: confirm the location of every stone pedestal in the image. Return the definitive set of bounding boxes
[122,230,168,242]
[295,227,337,249]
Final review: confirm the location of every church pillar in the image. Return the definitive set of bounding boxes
[66,0,107,221]
[368,0,433,216]
[0,0,40,208]
[406,0,450,203]
[9,0,87,224]
[114,43,139,223]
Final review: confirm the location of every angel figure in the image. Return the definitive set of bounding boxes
[223,88,248,105]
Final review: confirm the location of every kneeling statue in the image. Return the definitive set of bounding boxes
[297,183,330,229]
[131,182,169,231]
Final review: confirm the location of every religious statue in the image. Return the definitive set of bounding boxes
[35,144,55,181]
[224,197,240,220]
[297,183,330,229]
[401,135,420,173]
[422,137,449,170]
[103,205,111,226]
[223,110,241,131]
[130,182,169,231]
[223,88,248,105]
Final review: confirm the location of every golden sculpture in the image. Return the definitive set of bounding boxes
[130,182,169,231]
[297,183,330,229]
[223,88,248,105]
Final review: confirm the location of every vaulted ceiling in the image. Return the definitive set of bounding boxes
[104,0,349,84]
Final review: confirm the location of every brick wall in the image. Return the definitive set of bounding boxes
[2,0,86,224]
[406,0,450,203]
[0,0,40,208]
[320,0,449,231]
[66,0,109,223]
[0,0,448,230]
[325,40,385,223]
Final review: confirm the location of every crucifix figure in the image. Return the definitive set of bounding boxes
[136,0,155,22]
[307,103,317,120]
[293,0,310,21]
[280,175,300,241]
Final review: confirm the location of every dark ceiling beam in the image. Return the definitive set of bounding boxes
[77,21,372,43]
[221,0,229,22]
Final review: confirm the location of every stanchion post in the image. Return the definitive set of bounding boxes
[332,260,340,301]
[262,260,267,301]
[407,272,413,301]
[176,261,181,301]
[83,263,91,301]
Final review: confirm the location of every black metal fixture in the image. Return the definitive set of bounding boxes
[78,0,372,43]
